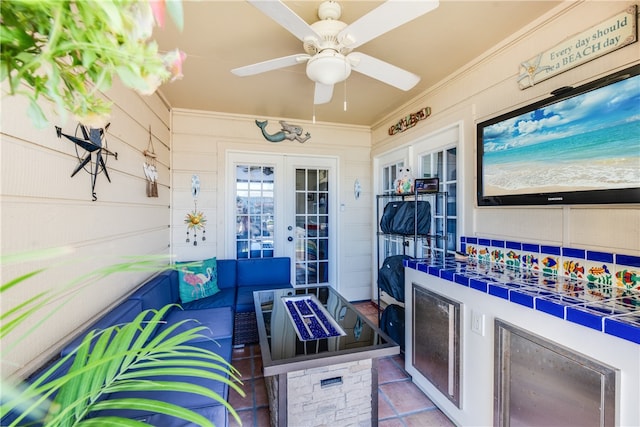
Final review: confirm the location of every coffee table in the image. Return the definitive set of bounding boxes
[253,286,399,427]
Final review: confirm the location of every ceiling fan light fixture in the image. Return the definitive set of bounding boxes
[306,50,351,85]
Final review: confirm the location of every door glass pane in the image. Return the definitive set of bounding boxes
[295,167,329,285]
[421,155,433,178]
[447,148,457,181]
[417,146,458,257]
[235,164,274,258]
[383,161,404,194]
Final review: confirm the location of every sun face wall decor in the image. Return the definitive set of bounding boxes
[185,174,206,246]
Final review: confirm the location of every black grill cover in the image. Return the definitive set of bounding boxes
[378,255,411,303]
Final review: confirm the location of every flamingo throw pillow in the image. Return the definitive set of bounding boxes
[177,257,220,303]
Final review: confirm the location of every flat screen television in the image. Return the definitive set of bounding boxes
[477,64,640,206]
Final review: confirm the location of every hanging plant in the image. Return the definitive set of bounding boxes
[0,0,186,128]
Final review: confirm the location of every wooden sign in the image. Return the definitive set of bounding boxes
[388,107,431,135]
[518,5,637,89]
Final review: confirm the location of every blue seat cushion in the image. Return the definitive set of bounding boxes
[94,338,234,420]
[236,257,290,287]
[181,287,236,310]
[236,284,292,313]
[128,271,176,311]
[216,259,237,290]
[60,299,143,356]
[156,306,234,341]
[135,404,228,427]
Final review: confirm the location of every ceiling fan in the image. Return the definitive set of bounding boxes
[231,0,440,105]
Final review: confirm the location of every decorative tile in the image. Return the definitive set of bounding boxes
[490,240,506,265]
[561,247,587,280]
[583,281,617,302]
[521,243,540,271]
[540,245,561,276]
[402,244,640,345]
[463,236,477,259]
[504,241,522,269]
[615,254,640,292]
[477,238,491,263]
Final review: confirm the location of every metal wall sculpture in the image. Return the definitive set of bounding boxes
[185,175,206,246]
[256,120,311,143]
[55,123,117,201]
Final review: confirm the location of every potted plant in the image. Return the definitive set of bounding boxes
[1,0,186,128]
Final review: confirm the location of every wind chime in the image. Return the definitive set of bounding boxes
[143,126,158,197]
[185,174,206,245]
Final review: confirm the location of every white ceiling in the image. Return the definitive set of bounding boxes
[153,1,561,127]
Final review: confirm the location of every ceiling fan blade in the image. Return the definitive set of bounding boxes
[232,54,310,76]
[339,0,439,49]
[314,83,334,105]
[348,52,420,91]
[247,0,320,42]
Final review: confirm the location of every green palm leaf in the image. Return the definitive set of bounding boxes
[2,253,245,427]
[6,305,245,427]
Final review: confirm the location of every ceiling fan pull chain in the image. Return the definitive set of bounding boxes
[343,59,348,111]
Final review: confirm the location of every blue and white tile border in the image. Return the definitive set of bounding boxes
[404,237,640,345]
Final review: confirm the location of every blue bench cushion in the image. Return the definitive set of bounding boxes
[236,284,293,313]
[181,287,235,310]
[157,306,234,341]
[136,404,227,427]
[216,259,237,289]
[236,257,290,287]
[60,299,143,356]
[95,338,233,420]
[129,271,176,311]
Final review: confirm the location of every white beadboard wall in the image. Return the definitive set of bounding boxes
[371,1,640,255]
[170,110,372,301]
[1,79,172,379]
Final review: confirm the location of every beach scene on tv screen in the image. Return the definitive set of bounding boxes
[482,74,640,197]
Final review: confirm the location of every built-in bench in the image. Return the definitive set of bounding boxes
[3,257,293,426]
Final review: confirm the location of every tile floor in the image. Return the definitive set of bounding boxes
[228,301,455,427]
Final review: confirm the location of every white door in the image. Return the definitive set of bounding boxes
[227,152,337,287]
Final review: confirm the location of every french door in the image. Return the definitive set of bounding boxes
[227,152,337,287]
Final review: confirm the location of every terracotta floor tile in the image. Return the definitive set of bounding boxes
[228,379,253,411]
[255,407,271,426]
[404,409,456,427]
[378,356,409,384]
[379,418,406,427]
[378,391,397,419]
[254,377,269,407]
[231,357,253,380]
[228,408,253,427]
[391,353,405,370]
[379,380,436,415]
[253,355,264,378]
[231,345,252,360]
[226,316,456,426]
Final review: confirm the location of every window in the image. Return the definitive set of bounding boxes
[419,146,457,257]
[235,164,275,258]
